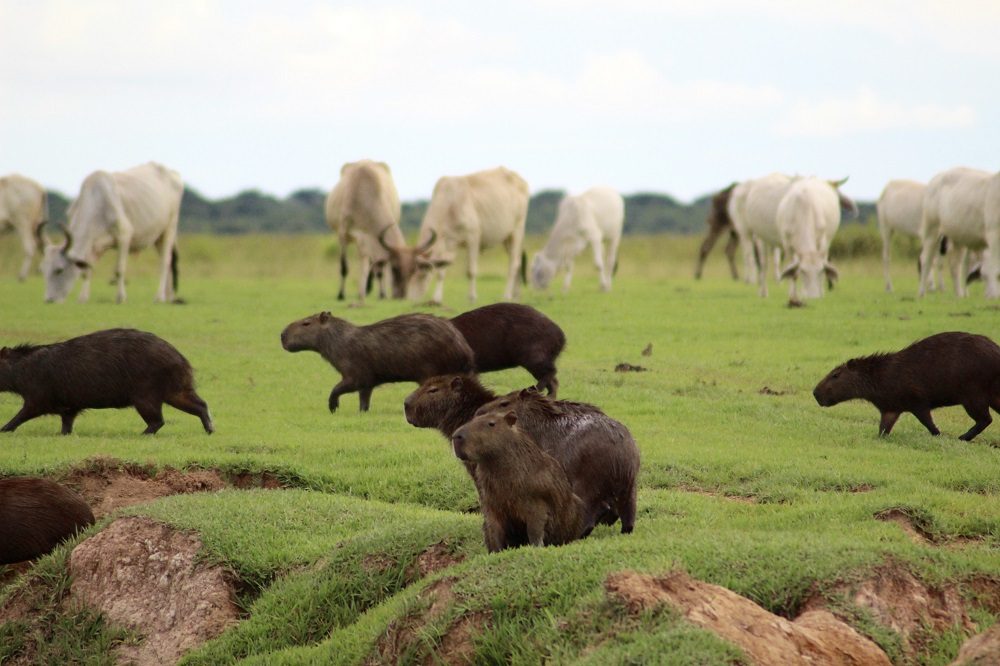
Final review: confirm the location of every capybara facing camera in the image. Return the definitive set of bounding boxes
[814,331,1000,441]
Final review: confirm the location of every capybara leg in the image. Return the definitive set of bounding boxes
[135,401,165,435]
[959,403,992,442]
[912,409,941,436]
[60,410,79,435]
[358,387,374,412]
[618,486,638,534]
[1,405,42,433]
[482,513,507,553]
[328,379,357,413]
[878,411,901,436]
[166,391,214,434]
[532,365,558,397]
[525,514,546,547]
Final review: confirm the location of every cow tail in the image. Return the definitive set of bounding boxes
[171,246,179,292]
[520,250,527,285]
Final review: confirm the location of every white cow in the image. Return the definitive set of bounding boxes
[877,179,933,292]
[726,179,759,284]
[0,174,48,281]
[742,173,795,297]
[775,177,853,300]
[41,162,183,304]
[384,166,529,303]
[325,160,405,303]
[919,167,996,298]
[530,186,623,293]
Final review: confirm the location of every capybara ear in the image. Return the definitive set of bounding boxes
[450,376,464,390]
[503,410,517,427]
[519,387,535,397]
[319,311,331,323]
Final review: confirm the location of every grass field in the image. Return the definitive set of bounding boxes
[0,232,998,665]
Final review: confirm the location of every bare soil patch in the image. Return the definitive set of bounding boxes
[874,508,933,545]
[678,486,756,504]
[406,541,466,582]
[758,386,789,396]
[951,623,1000,665]
[605,570,890,665]
[69,516,240,666]
[369,578,458,664]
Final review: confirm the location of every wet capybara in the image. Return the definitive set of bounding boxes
[452,411,584,552]
[281,311,475,412]
[475,389,640,536]
[0,477,95,564]
[813,331,1000,441]
[450,303,565,396]
[0,329,213,435]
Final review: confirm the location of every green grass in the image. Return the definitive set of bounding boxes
[0,232,998,664]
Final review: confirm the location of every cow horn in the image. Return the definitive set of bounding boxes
[828,176,849,188]
[34,221,46,248]
[779,259,800,281]
[416,229,437,254]
[58,223,73,254]
[378,226,400,253]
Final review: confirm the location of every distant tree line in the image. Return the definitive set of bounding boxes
[42,187,874,237]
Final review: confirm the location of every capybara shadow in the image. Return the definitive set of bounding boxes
[814,331,1000,441]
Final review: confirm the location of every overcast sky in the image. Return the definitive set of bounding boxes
[2,1,998,203]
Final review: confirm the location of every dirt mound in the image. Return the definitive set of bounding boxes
[875,508,933,544]
[61,460,226,519]
[406,541,466,581]
[69,516,240,666]
[605,570,891,665]
[805,562,976,660]
[951,624,1000,665]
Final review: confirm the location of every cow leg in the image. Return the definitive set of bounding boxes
[756,240,769,298]
[983,231,1000,299]
[955,247,969,297]
[155,226,178,302]
[60,410,80,435]
[135,401,165,435]
[357,254,372,304]
[878,411,900,436]
[114,228,133,304]
[337,239,348,301]
[358,386,374,412]
[373,260,388,299]
[328,378,358,413]
[561,260,574,293]
[959,403,992,441]
[503,228,524,300]
[165,391,214,433]
[911,409,941,436]
[77,266,92,303]
[588,231,610,291]
[738,233,759,285]
[17,225,37,282]
[772,247,782,281]
[432,266,447,305]
[694,227,722,280]
[467,230,482,302]
[917,232,940,297]
[880,225,893,292]
[724,230,739,280]
[1,404,43,433]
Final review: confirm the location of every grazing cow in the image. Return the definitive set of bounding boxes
[325,160,405,302]
[531,186,624,292]
[877,179,939,292]
[0,329,214,435]
[694,183,739,280]
[726,179,759,284]
[918,167,995,298]
[40,162,183,304]
[776,177,855,300]
[0,477,94,564]
[381,166,529,303]
[743,173,795,296]
[0,174,48,281]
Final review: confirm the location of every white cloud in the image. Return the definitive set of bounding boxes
[777,88,977,137]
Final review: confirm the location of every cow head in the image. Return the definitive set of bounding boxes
[530,252,557,289]
[378,228,448,300]
[40,224,88,303]
[780,254,838,299]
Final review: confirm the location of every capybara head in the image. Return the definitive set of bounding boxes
[474,387,539,418]
[813,361,865,407]
[280,311,335,352]
[452,411,519,462]
[404,374,466,427]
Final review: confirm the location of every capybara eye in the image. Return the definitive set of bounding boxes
[302,322,311,327]
[428,387,439,394]
[488,421,495,427]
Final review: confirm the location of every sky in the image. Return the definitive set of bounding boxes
[1,0,998,203]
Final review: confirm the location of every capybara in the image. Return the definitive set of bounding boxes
[281,311,475,412]
[450,303,566,396]
[0,329,214,435]
[0,477,95,564]
[475,389,639,535]
[452,411,584,552]
[813,331,1000,441]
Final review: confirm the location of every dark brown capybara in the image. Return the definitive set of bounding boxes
[475,389,640,536]
[452,411,584,552]
[450,303,566,396]
[280,311,475,412]
[694,183,739,280]
[0,329,213,435]
[0,477,95,564]
[813,331,1000,441]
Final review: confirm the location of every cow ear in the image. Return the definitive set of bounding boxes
[73,260,90,269]
[503,410,517,427]
[432,259,451,268]
[450,376,464,390]
[823,263,839,282]
[779,261,799,281]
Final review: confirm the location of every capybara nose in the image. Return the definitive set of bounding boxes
[812,388,824,405]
